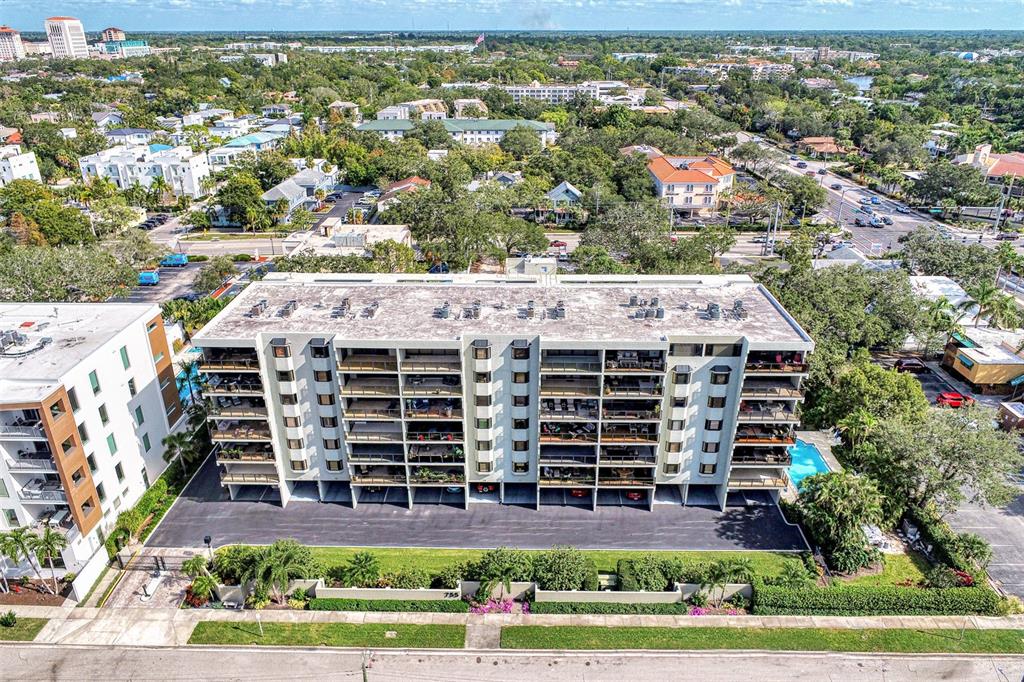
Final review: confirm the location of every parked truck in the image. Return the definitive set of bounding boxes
[138,270,160,286]
[160,253,189,267]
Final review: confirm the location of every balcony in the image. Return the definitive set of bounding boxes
[731,449,792,466]
[208,402,268,419]
[603,379,663,397]
[539,425,599,443]
[602,407,660,421]
[745,351,808,376]
[409,467,465,485]
[600,447,657,465]
[604,352,666,373]
[18,479,66,503]
[349,446,405,464]
[0,422,47,440]
[540,379,601,398]
[5,451,56,471]
[539,357,602,374]
[538,472,595,486]
[204,378,264,396]
[728,471,789,489]
[407,444,465,464]
[402,354,461,373]
[601,426,659,444]
[736,407,800,424]
[405,398,461,420]
[199,357,261,372]
[403,377,462,397]
[538,452,597,466]
[598,475,655,487]
[539,399,598,420]
[337,355,398,372]
[215,446,276,463]
[407,428,464,443]
[340,378,400,397]
[221,472,279,485]
[351,469,407,485]
[740,379,805,400]
[346,423,404,443]
[211,424,272,442]
[344,400,401,419]
[734,427,796,446]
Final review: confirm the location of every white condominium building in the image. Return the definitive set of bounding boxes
[193,273,812,510]
[0,145,42,186]
[0,304,183,596]
[45,16,89,60]
[0,26,26,62]
[78,144,211,198]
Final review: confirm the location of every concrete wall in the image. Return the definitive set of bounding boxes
[460,580,534,601]
[69,549,109,602]
[313,584,459,601]
[536,586,682,604]
[680,583,751,600]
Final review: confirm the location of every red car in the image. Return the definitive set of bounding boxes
[569,488,590,498]
[936,392,975,408]
[549,240,568,248]
[625,491,644,501]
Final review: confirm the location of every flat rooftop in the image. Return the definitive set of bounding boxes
[0,302,157,404]
[194,274,812,347]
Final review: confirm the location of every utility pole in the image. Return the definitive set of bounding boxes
[995,175,1015,233]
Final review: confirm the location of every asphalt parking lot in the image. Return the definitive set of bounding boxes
[148,456,808,552]
[950,494,1024,599]
[116,262,201,303]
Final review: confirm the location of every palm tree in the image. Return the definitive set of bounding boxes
[0,531,16,594]
[995,242,1019,290]
[189,574,218,603]
[342,551,380,588]
[778,562,814,589]
[243,540,311,603]
[31,527,68,595]
[960,281,1001,326]
[987,294,1021,330]
[149,175,171,207]
[162,431,199,473]
[176,358,202,405]
[836,409,877,450]
[6,527,51,594]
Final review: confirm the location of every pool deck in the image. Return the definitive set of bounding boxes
[783,430,843,500]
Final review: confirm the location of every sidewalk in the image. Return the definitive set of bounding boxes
[8,604,1024,649]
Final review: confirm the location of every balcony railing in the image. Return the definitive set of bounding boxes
[200,358,260,372]
[600,454,657,465]
[603,384,663,397]
[740,382,804,399]
[540,359,602,373]
[212,428,272,442]
[602,409,660,420]
[736,409,800,424]
[728,473,789,489]
[0,424,46,439]
[351,474,407,484]
[208,405,269,419]
[345,407,402,419]
[540,381,601,397]
[407,431,464,442]
[18,486,66,503]
[731,450,792,466]
[538,454,597,466]
[5,454,56,471]
[340,381,400,396]
[401,357,461,372]
[346,430,404,443]
[406,453,465,464]
[733,430,796,445]
[601,430,658,443]
[402,383,462,397]
[204,382,264,395]
[744,362,809,375]
[539,477,595,486]
[221,472,279,484]
[337,356,398,372]
[410,470,465,485]
[604,359,666,373]
[348,453,405,464]
[405,408,463,420]
[216,450,277,463]
[598,477,655,487]
[539,408,598,420]
[539,432,599,443]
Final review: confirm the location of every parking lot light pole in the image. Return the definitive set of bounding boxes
[835,187,851,225]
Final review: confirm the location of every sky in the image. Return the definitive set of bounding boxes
[4,0,1023,33]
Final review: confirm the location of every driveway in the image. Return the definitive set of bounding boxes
[949,493,1024,598]
[148,457,808,552]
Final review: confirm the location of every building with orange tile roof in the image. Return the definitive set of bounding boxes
[647,155,735,218]
[955,144,1024,197]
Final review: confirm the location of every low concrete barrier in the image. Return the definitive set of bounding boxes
[460,581,534,601]
[536,586,683,604]
[313,585,458,601]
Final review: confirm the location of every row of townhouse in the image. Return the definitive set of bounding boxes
[0,303,183,595]
[355,119,557,147]
[192,272,812,511]
[78,144,211,198]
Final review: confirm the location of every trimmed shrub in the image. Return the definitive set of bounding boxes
[308,598,469,612]
[581,558,599,592]
[378,569,430,590]
[213,545,261,586]
[530,602,691,615]
[906,508,991,574]
[533,546,592,591]
[0,610,16,627]
[617,558,637,591]
[189,254,210,262]
[430,563,465,590]
[752,583,1001,616]
[231,253,253,262]
[470,547,534,582]
[616,556,671,592]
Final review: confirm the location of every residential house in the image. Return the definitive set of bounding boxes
[261,165,338,222]
[647,155,736,218]
[327,101,362,123]
[547,181,583,205]
[78,144,211,198]
[29,112,61,124]
[181,108,232,128]
[260,104,292,117]
[942,326,1024,394]
[619,144,664,160]
[466,170,522,192]
[0,127,23,145]
[998,402,1024,432]
[356,119,557,147]
[104,128,156,146]
[0,145,42,185]
[207,132,285,172]
[376,176,432,212]
[796,136,848,158]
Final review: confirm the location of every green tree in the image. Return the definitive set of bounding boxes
[0,245,135,302]
[107,229,167,270]
[899,226,998,289]
[161,431,202,474]
[406,120,451,150]
[775,173,828,217]
[216,172,267,231]
[913,161,999,207]
[242,540,318,604]
[341,551,380,588]
[960,280,1020,328]
[193,256,237,293]
[498,126,542,160]
[531,546,593,591]
[368,239,422,273]
[5,527,50,593]
[797,471,884,573]
[570,245,631,274]
[807,351,930,428]
[30,526,68,595]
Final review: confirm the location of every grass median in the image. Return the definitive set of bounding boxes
[189,622,465,649]
[0,618,48,642]
[500,626,1024,654]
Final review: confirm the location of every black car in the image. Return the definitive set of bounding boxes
[830,183,842,190]
[996,232,1020,241]
[854,218,866,227]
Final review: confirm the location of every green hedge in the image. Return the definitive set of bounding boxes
[530,602,691,615]
[905,508,972,573]
[308,598,469,613]
[752,584,1001,616]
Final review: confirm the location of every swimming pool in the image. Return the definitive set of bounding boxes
[787,439,831,488]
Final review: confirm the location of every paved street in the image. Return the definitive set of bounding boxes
[4,644,1022,681]
[148,457,807,551]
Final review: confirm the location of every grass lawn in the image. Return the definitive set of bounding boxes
[843,551,930,587]
[188,622,464,648]
[500,626,1024,654]
[0,618,48,642]
[306,547,802,577]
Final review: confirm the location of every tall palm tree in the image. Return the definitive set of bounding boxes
[837,408,878,450]
[987,293,1022,330]
[995,242,1019,290]
[921,296,964,358]
[162,431,199,473]
[6,527,51,594]
[960,281,1001,326]
[31,527,68,595]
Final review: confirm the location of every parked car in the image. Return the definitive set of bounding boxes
[789,155,799,161]
[138,270,159,286]
[859,197,872,205]
[475,483,496,493]
[882,216,893,225]
[936,391,975,408]
[870,197,881,205]
[796,161,808,169]
[854,218,866,227]
[160,253,189,267]
[870,218,883,228]
[817,168,827,175]
[549,239,568,248]
[895,205,910,213]
[830,183,842,190]
[894,358,928,373]
[625,491,644,501]
[445,486,462,494]
[804,171,816,177]
[996,232,1020,241]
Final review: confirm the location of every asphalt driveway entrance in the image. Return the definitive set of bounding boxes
[148,457,808,552]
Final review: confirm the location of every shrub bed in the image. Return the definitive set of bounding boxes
[752,584,1001,616]
[308,598,470,613]
[530,602,691,615]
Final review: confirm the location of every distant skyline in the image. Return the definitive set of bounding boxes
[3,0,1022,33]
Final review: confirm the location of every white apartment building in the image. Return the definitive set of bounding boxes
[45,17,89,60]
[192,273,812,510]
[0,304,183,597]
[0,26,26,62]
[0,145,42,186]
[79,145,211,198]
[376,99,448,121]
[356,119,557,147]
